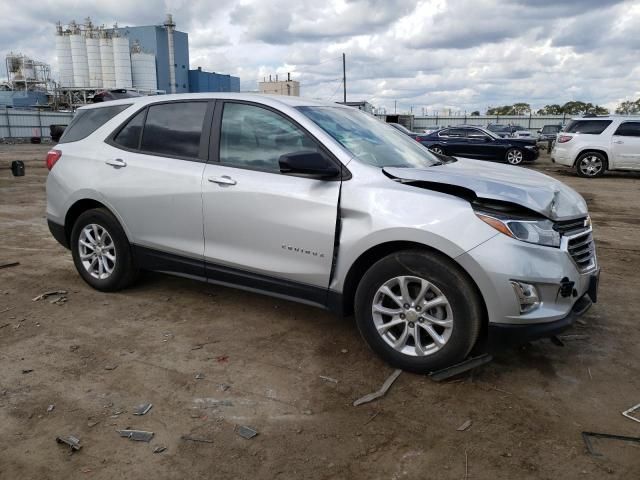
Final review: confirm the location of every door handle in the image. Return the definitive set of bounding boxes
[105,158,127,168]
[208,175,237,186]
[613,140,624,144]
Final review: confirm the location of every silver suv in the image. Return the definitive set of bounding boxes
[46,94,599,373]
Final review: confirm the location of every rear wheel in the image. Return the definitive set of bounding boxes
[505,148,524,165]
[429,145,445,155]
[354,250,483,373]
[576,152,606,178]
[70,208,138,291]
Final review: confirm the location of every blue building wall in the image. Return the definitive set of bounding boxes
[0,91,48,108]
[188,69,240,93]
[111,25,190,93]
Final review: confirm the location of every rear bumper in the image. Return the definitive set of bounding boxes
[486,292,594,352]
[48,219,69,249]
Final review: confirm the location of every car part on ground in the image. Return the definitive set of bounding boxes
[45,93,597,373]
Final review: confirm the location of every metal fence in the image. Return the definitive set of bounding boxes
[412,114,568,131]
[0,109,74,139]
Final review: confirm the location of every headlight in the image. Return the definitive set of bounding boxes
[476,213,560,247]
[524,145,536,149]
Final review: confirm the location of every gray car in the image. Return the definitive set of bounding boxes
[45,93,599,373]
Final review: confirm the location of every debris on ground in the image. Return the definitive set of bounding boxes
[581,431,640,457]
[32,290,68,302]
[133,403,153,416]
[236,425,258,439]
[457,419,473,431]
[49,295,68,305]
[429,354,493,382]
[104,365,118,371]
[622,403,640,423]
[153,446,167,454]
[195,373,205,380]
[117,429,154,442]
[364,411,380,425]
[87,420,99,428]
[181,435,214,444]
[0,306,16,314]
[0,261,20,269]
[47,404,55,413]
[56,435,82,451]
[193,398,233,408]
[216,355,229,363]
[21,369,33,374]
[319,375,338,384]
[217,383,231,392]
[0,323,10,329]
[353,369,402,407]
[340,349,348,354]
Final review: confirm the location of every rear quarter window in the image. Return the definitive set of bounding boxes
[564,120,612,134]
[59,104,130,143]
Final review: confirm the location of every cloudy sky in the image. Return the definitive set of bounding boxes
[1,0,638,113]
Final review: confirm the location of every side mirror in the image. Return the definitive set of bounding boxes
[279,151,340,179]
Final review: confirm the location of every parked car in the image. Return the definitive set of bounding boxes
[538,124,562,142]
[508,126,533,139]
[552,117,640,177]
[45,94,598,373]
[422,126,442,135]
[486,124,511,137]
[388,122,418,139]
[92,89,144,103]
[416,125,539,164]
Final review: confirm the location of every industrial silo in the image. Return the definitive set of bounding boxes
[55,23,74,88]
[112,34,132,88]
[69,22,89,87]
[85,22,102,88]
[131,43,157,91]
[99,34,116,89]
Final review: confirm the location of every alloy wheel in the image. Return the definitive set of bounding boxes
[506,149,523,165]
[430,146,444,155]
[579,155,603,176]
[372,275,454,357]
[78,224,116,280]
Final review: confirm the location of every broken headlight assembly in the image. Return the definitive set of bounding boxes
[475,211,561,248]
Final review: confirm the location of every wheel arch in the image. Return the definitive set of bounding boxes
[64,199,127,246]
[573,148,609,168]
[338,241,488,341]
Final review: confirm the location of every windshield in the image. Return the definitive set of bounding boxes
[297,106,440,168]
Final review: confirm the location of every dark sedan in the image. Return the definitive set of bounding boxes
[415,126,539,165]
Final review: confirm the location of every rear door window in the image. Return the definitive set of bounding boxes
[613,122,640,137]
[113,109,146,150]
[565,120,613,134]
[140,102,208,159]
[59,104,130,143]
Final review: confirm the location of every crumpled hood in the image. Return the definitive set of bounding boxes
[384,158,587,221]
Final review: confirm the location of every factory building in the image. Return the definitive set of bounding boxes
[258,75,300,96]
[188,67,240,93]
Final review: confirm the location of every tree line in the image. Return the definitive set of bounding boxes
[485,101,610,116]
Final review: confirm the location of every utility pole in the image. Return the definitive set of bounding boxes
[342,53,346,103]
[394,100,397,113]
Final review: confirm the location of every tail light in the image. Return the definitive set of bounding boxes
[557,135,573,143]
[46,149,62,170]
[415,136,424,142]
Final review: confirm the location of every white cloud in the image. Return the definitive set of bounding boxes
[0,0,636,113]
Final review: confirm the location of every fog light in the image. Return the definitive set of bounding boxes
[510,281,540,313]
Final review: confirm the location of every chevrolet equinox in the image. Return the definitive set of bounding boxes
[46,94,599,373]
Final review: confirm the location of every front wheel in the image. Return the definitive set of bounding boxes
[70,208,138,292]
[576,152,606,178]
[429,146,445,155]
[505,148,524,165]
[354,250,483,373]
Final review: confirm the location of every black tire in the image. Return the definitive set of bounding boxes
[575,151,607,178]
[70,208,138,291]
[505,148,524,165]
[429,145,445,155]
[354,249,483,373]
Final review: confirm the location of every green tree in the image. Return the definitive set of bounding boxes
[615,99,640,114]
[511,103,531,115]
[470,111,480,116]
[537,104,563,115]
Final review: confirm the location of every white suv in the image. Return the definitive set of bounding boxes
[46,93,599,373]
[551,116,640,177]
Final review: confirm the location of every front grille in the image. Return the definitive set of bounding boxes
[555,217,596,272]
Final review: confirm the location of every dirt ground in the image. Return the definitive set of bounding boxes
[1,143,639,480]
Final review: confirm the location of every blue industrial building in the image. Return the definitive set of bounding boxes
[188,67,240,93]
[110,24,190,93]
